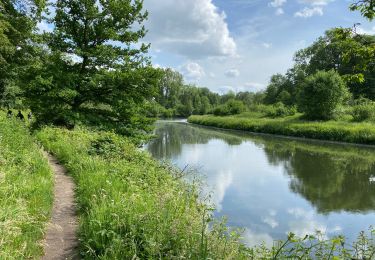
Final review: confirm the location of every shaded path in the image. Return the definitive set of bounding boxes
[43,154,79,260]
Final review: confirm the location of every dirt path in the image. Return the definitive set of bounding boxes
[43,154,79,260]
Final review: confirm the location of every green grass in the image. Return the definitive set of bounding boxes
[1,112,374,259]
[35,126,375,259]
[36,126,250,259]
[188,113,375,145]
[0,113,53,259]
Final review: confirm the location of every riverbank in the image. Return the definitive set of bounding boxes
[0,114,53,259]
[36,126,250,259]
[1,115,374,258]
[188,113,375,145]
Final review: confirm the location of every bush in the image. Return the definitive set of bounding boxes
[213,99,245,116]
[298,70,350,120]
[266,102,297,118]
[352,103,375,122]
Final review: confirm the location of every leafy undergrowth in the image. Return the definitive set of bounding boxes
[36,126,375,259]
[188,114,375,145]
[0,113,53,259]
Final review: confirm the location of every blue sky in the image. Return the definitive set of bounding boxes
[143,0,375,93]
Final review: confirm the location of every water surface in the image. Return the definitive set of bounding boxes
[145,121,375,246]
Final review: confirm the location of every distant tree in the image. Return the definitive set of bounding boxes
[220,91,236,104]
[156,68,183,109]
[298,70,350,120]
[25,0,159,132]
[350,0,375,20]
[213,99,245,116]
[200,96,211,114]
[264,74,288,104]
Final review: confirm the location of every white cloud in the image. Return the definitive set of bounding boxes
[357,26,375,35]
[269,0,287,8]
[262,43,272,48]
[269,0,286,15]
[179,62,206,80]
[275,8,285,15]
[225,69,240,78]
[144,0,237,59]
[294,7,323,17]
[262,216,279,228]
[211,170,233,212]
[297,0,332,6]
[244,82,266,92]
[287,208,342,238]
[243,229,274,247]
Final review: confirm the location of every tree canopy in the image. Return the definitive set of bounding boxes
[25,0,160,132]
[0,0,45,108]
[350,0,375,20]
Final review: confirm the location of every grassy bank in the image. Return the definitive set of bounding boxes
[36,127,250,259]
[0,114,53,259]
[188,113,375,145]
[36,126,375,259]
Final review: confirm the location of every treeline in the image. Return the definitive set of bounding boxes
[152,25,375,121]
[262,27,375,120]
[155,26,375,121]
[148,68,265,118]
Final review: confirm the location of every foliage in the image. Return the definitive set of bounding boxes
[253,229,375,259]
[36,127,252,259]
[213,99,246,116]
[294,28,375,99]
[298,70,350,120]
[0,0,45,109]
[24,0,160,133]
[154,69,221,118]
[266,102,297,118]
[153,69,269,118]
[352,99,375,122]
[188,113,375,145]
[0,112,53,259]
[350,0,375,20]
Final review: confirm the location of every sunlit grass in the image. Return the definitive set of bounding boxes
[188,113,375,145]
[0,112,53,259]
[36,127,250,259]
[36,126,375,259]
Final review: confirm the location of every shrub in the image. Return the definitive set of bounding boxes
[352,103,375,122]
[213,99,245,116]
[298,70,350,120]
[266,102,297,118]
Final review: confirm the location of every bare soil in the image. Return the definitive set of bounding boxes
[43,154,79,260]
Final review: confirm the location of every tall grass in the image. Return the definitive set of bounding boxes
[0,113,53,259]
[188,114,375,145]
[36,127,250,259]
[36,126,375,259]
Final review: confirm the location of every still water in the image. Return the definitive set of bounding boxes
[145,121,375,246]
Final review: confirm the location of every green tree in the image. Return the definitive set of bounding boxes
[295,28,375,99]
[0,0,45,108]
[156,68,183,109]
[350,0,375,20]
[264,74,288,104]
[25,0,159,132]
[213,99,245,116]
[298,70,350,120]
